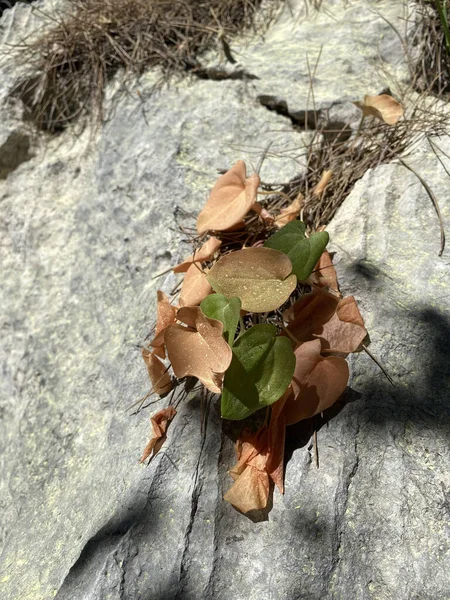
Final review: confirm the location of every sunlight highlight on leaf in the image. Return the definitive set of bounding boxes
[207,247,297,312]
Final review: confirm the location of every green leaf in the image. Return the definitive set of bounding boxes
[264,221,329,281]
[221,324,295,420]
[200,294,241,345]
[206,247,297,313]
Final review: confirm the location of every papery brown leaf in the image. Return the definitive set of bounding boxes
[150,291,177,357]
[308,250,339,293]
[284,291,367,354]
[283,339,349,425]
[225,428,270,513]
[274,194,303,228]
[140,406,177,462]
[197,161,260,233]
[179,263,212,307]
[165,309,232,393]
[266,394,288,493]
[284,290,339,343]
[313,170,333,196]
[223,464,270,514]
[353,94,404,125]
[207,247,297,313]
[251,202,274,225]
[173,237,221,273]
[141,347,173,395]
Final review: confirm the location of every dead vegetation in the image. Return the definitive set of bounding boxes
[412,0,450,96]
[5,0,283,132]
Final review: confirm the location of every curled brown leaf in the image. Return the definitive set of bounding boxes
[284,291,367,354]
[150,290,177,358]
[179,263,212,307]
[140,406,177,462]
[141,347,173,396]
[172,237,221,273]
[283,339,349,425]
[165,308,232,393]
[313,170,333,196]
[274,194,303,228]
[197,161,260,233]
[353,94,404,125]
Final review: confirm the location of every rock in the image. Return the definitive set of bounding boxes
[2,0,449,599]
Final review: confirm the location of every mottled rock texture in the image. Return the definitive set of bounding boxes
[1,0,449,599]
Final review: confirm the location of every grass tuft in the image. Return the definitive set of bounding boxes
[6,0,283,132]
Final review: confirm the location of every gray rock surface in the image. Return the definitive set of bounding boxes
[1,0,449,599]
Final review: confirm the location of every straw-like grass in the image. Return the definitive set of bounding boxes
[7,0,283,132]
[412,0,450,96]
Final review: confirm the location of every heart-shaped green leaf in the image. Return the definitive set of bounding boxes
[206,247,297,313]
[264,221,329,281]
[222,324,295,420]
[200,294,241,345]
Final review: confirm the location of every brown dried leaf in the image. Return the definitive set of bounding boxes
[165,309,232,393]
[353,94,404,125]
[172,237,222,273]
[224,428,270,513]
[197,161,260,233]
[207,247,297,313]
[140,406,177,462]
[274,194,303,228]
[283,339,349,425]
[251,202,274,225]
[179,264,212,307]
[284,291,367,354]
[266,394,287,494]
[308,250,339,293]
[150,291,177,357]
[313,170,333,196]
[141,347,173,396]
[223,464,270,514]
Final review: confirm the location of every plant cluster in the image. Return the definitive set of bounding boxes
[139,153,374,513]
[138,95,413,514]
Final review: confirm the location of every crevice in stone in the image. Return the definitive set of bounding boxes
[193,67,259,81]
[176,399,211,597]
[329,418,360,584]
[258,94,322,129]
[0,131,32,180]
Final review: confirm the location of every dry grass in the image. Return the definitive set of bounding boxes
[7,0,283,132]
[411,0,450,96]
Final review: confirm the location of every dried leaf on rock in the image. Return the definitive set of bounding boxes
[284,291,367,354]
[308,250,339,293]
[224,462,270,514]
[179,263,212,307]
[274,194,303,228]
[353,94,404,125]
[165,309,232,393]
[173,237,221,273]
[141,347,173,395]
[140,406,177,462]
[207,247,297,313]
[150,291,177,357]
[283,339,349,425]
[224,428,270,513]
[313,170,333,196]
[197,161,260,234]
[266,394,288,494]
